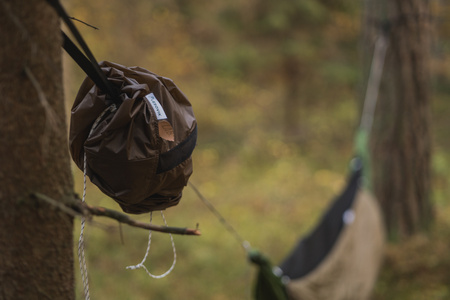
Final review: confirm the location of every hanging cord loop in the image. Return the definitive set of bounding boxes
[126,211,177,279]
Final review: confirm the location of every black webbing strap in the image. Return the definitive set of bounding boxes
[61,32,113,99]
[48,0,197,173]
[157,125,198,174]
[46,0,120,104]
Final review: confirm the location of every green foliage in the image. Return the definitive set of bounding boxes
[63,0,450,299]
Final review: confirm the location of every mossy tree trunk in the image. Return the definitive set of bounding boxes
[363,0,433,238]
[0,0,75,298]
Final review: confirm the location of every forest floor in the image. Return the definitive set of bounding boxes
[373,211,450,300]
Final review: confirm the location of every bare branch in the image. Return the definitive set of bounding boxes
[32,193,201,236]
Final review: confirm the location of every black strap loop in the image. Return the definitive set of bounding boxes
[62,32,116,101]
[47,0,121,104]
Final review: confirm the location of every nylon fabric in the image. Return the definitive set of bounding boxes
[249,250,289,300]
[70,61,197,214]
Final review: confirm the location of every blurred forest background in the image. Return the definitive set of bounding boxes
[61,0,450,299]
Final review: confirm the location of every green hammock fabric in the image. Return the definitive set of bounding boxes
[248,249,289,300]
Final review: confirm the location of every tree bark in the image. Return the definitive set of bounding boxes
[0,0,75,298]
[364,0,433,238]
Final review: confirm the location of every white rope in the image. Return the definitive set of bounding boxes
[126,211,177,279]
[79,152,90,300]
[360,34,389,135]
[79,104,117,300]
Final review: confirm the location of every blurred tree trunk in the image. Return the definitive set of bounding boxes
[0,0,75,299]
[363,0,433,238]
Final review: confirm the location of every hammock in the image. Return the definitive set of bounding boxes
[249,160,384,300]
[249,32,389,300]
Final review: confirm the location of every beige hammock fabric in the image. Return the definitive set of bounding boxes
[285,189,385,300]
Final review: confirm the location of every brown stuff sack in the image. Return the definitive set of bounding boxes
[69,61,197,214]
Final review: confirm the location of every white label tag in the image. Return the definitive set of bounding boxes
[144,93,175,141]
[145,93,167,120]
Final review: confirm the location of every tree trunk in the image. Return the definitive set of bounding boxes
[0,0,75,299]
[364,0,433,238]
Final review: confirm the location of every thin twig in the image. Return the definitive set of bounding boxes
[32,193,201,236]
[32,192,80,217]
[68,17,99,30]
